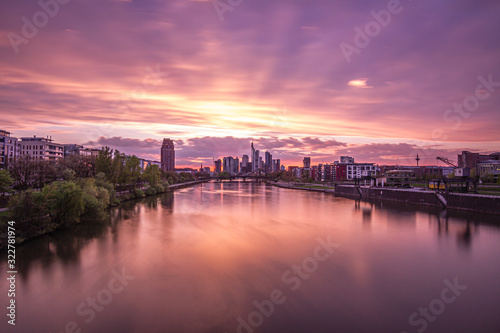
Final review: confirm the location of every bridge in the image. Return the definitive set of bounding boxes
[200,170,273,182]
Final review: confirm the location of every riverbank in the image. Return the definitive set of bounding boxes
[268,182,500,215]
[0,179,211,248]
[271,181,335,193]
[334,185,500,215]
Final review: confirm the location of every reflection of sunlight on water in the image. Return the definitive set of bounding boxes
[2,182,500,333]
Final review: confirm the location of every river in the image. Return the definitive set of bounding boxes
[1,181,500,333]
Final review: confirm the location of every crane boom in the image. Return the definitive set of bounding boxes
[436,156,458,168]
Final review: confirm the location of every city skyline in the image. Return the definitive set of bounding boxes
[1,1,499,168]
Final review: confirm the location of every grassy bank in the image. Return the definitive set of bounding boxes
[0,179,208,248]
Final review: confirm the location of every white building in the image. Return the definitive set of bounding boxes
[19,136,64,161]
[346,163,377,180]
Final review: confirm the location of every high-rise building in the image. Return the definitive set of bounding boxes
[223,156,239,175]
[276,159,281,172]
[251,142,256,172]
[303,157,311,168]
[241,154,249,173]
[255,150,260,171]
[161,138,175,171]
[265,151,272,173]
[214,159,222,173]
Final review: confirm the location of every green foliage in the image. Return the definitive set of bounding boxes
[163,171,179,184]
[78,178,110,221]
[42,181,85,226]
[219,171,231,179]
[154,184,165,193]
[470,167,477,179]
[134,188,145,198]
[125,155,142,189]
[62,168,76,181]
[8,190,47,223]
[0,169,13,195]
[481,172,494,183]
[95,172,117,204]
[96,146,114,181]
[144,164,161,187]
[178,172,194,182]
[145,186,157,196]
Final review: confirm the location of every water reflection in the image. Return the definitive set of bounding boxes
[1,182,499,333]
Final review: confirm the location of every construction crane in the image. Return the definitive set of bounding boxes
[436,156,458,168]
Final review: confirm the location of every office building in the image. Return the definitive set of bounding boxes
[303,157,311,168]
[161,138,175,172]
[214,159,222,174]
[265,151,272,173]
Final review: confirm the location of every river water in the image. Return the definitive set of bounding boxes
[1,181,500,333]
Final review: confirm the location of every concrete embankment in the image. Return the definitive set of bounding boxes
[271,182,335,193]
[334,185,500,215]
[168,179,211,190]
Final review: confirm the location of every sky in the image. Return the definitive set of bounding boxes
[1,0,499,168]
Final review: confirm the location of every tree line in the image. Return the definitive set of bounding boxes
[0,147,198,244]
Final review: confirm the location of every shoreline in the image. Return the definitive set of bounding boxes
[0,179,210,248]
[268,182,500,216]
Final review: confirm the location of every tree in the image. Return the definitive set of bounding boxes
[470,167,477,179]
[8,190,48,225]
[42,181,84,226]
[10,156,37,190]
[62,168,76,181]
[124,155,142,190]
[59,154,96,179]
[179,172,194,182]
[96,147,114,181]
[0,169,13,195]
[144,164,161,187]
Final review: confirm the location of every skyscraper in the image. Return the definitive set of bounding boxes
[161,138,175,172]
[255,150,260,170]
[303,157,311,168]
[265,151,272,173]
[251,142,256,172]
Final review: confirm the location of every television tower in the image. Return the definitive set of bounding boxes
[416,154,420,166]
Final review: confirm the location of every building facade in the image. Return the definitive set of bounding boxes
[0,130,18,169]
[19,136,64,161]
[161,138,175,172]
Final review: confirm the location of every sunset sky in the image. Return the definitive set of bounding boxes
[1,0,499,168]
